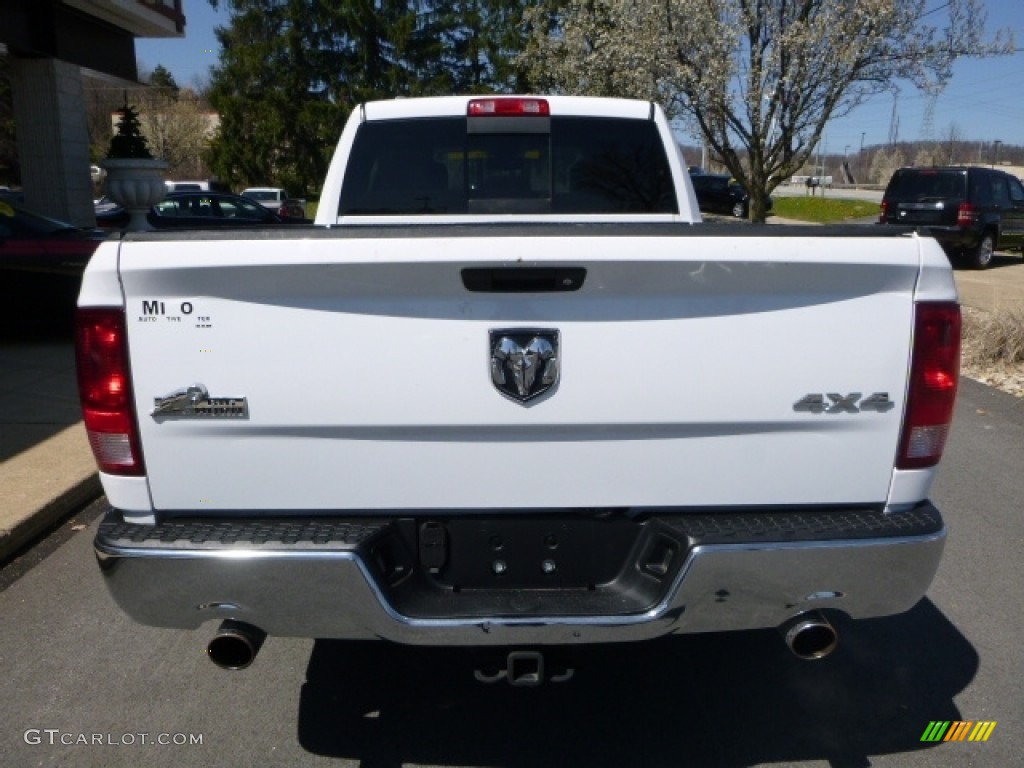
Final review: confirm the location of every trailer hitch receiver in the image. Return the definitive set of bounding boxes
[474,650,574,686]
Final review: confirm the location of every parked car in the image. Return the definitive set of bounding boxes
[165,180,231,193]
[879,166,1024,269]
[690,173,771,219]
[148,191,301,228]
[241,187,307,219]
[0,200,107,275]
[95,191,311,230]
[93,195,129,228]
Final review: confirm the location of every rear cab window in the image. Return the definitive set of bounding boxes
[338,116,678,217]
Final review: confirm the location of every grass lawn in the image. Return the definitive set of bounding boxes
[772,196,878,224]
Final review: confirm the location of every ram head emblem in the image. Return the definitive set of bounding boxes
[489,329,560,403]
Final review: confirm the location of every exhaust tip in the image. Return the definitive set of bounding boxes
[781,612,838,660]
[207,620,266,670]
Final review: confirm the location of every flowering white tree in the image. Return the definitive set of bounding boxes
[870,146,906,185]
[522,0,1013,221]
[140,91,216,180]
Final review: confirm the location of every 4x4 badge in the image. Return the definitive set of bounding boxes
[793,392,895,414]
[489,329,560,403]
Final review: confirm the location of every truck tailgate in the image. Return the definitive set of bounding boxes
[118,228,921,513]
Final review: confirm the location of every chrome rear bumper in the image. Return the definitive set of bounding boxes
[94,504,945,646]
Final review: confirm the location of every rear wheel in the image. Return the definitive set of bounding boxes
[969,233,995,269]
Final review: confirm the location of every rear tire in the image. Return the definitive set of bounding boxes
[969,233,995,269]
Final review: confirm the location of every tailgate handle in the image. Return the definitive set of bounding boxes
[461,267,586,293]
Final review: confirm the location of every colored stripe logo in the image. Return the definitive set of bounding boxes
[921,721,997,742]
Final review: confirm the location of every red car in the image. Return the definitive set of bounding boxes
[0,201,108,276]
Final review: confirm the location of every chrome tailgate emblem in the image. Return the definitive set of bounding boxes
[152,384,249,419]
[489,329,560,403]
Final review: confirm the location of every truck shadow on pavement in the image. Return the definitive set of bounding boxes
[0,270,80,341]
[297,599,976,767]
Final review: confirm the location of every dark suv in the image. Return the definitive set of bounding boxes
[879,166,1024,268]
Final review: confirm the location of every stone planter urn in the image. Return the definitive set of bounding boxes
[101,157,168,231]
[101,104,167,230]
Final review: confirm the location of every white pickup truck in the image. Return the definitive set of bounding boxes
[78,95,960,680]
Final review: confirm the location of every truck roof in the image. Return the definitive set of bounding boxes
[362,95,655,122]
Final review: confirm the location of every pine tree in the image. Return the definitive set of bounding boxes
[204,0,539,193]
[149,65,181,100]
[107,104,154,159]
[420,0,536,93]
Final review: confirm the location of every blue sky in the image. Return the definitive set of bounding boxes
[136,0,1024,151]
[134,1,228,90]
[824,0,1024,154]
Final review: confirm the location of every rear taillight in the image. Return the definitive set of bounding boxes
[957,201,979,226]
[898,303,961,470]
[75,307,145,475]
[879,200,889,223]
